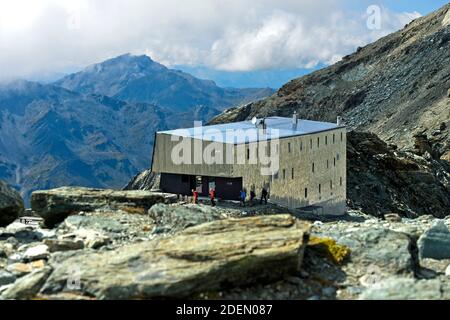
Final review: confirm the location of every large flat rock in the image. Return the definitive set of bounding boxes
[40,214,310,299]
[314,225,417,283]
[31,187,177,226]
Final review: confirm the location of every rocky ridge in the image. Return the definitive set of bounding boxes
[210,3,450,157]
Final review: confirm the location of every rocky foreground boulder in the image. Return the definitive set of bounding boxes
[31,187,177,227]
[38,214,310,299]
[1,196,449,300]
[148,203,228,234]
[418,220,450,260]
[360,277,450,300]
[0,181,24,227]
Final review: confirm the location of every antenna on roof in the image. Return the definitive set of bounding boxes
[292,111,298,130]
[251,117,257,127]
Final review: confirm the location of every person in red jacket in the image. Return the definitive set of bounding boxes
[192,189,199,204]
[209,188,216,207]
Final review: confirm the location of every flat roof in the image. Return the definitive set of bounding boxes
[158,116,344,144]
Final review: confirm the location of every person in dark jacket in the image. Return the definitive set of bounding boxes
[260,187,268,204]
[250,189,256,206]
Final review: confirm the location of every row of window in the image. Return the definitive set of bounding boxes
[304,178,343,198]
[312,154,340,173]
[287,132,344,153]
[274,168,342,186]
[244,132,344,159]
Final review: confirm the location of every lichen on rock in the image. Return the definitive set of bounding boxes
[307,236,350,265]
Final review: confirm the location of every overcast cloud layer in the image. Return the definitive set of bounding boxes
[0,0,421,81]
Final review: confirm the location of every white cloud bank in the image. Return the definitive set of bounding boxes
[0,0,421,80]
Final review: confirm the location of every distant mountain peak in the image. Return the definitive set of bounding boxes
[55,54,273,111]
[84,53,166,75]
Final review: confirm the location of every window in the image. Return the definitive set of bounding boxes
[334,157,336,166]
[246,148,250,160]
[291,168,294,179]
[305,188,308,198]
[340,177,342,186]
[319,184,321,194]
[341,132,343,141]
[282,169,286,179]
[310,139,312,149]
[337,153,340,161]
[325,136,328,145]
[333,134,335,144]
[317,137,320,148]
[330,180,333,189]
[288,142,291,153]
[327,159,329,169]
[312,162,315,173]
[300,140,303,151]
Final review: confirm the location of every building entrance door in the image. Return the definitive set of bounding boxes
[215,177,242,200]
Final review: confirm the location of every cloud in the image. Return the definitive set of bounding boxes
[0,0,421,80]
[208,7,422,71]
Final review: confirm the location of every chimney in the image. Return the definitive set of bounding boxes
[257,118,267,134]
[337,116,343,126]
[292,111,298,130]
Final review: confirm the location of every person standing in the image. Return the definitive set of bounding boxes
[260,187,268,205]
[209,188,216,207]
[240,189,246,207]
[250,189,256,206]
[192,189,199,204]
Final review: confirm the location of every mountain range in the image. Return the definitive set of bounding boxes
[212,3,450,160]
[0,55,273,204]
[55,54,273,112]
[206,3,450,217]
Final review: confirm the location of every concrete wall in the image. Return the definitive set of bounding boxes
[152,128,347,215]
[152,133,234,177]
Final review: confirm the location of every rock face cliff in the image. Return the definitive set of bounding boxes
[347,132,450,218]
[211,4,450,158]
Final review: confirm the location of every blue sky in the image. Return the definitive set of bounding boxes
[0,0,448,88]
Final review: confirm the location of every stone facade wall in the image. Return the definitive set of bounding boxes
[152,133,234,177]
[232,128,346,215]
[152,127,347,215]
